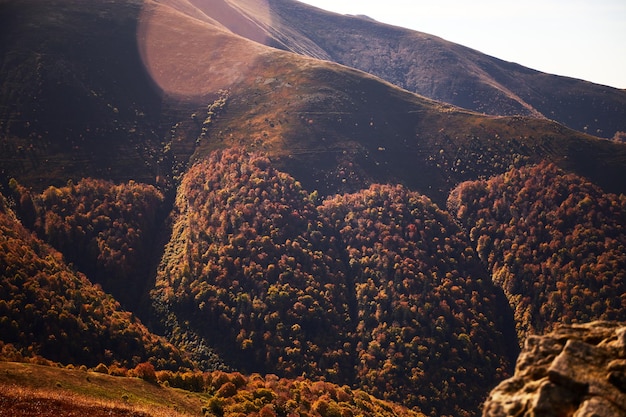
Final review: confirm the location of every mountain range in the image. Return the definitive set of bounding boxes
[1,0,625,416]
[159,0,626,138]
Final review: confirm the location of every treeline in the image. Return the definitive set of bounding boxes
[154,368,425,417]
[7,178,165,307]
[448,162,626,341]
[0,192,192,370]
[154,149,514,417]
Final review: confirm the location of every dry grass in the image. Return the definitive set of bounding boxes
[0,384,149,416]
[0,362,205,417]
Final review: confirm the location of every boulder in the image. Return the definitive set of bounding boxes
[483,321,626,417]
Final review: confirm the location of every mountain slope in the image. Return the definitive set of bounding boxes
[132,0,626,204]
[448,163,626,342]
[0,191,191,370]
[0,1,625,415]
[154,149,516,416]
[0,0,165,187]
[318,182,515,416]
[6,178,166,309]
[2,0,626,206]
[176,0,626,139]
[153,149,355,381]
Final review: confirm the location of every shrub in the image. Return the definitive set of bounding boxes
[132,362,157,383]
[93,363,109,374]
[215,381,237,398]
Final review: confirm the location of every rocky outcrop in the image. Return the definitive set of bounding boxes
[483,321,626,417]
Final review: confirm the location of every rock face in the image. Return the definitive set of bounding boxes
[483,321,626,417]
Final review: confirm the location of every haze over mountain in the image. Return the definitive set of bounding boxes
[161,0,626,139]
[298,0,626,91]
[1,0,625,416]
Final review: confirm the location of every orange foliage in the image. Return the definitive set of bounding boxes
[319,183,511,416]
[25,178,165,306]
[153,149,352,380]
[449,162,626,341]
[153,149,513,416]
[0,191,190,370]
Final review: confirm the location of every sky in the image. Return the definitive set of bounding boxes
[297,0,626,89]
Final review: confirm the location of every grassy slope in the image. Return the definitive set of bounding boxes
[0,0,165,190]
[222,0,626,139]
[2,0,626,205]
[0,361,205,417]
[139,2,626,203]
[0,361,427,417]
[193,53,626,204]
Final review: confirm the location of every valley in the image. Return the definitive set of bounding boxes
[1,0,625,416]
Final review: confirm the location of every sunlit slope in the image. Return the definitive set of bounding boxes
[137,0,626,202]
[0,361,425,417]
[182,0,626,139]
[1,0,626,205]
[180,56,626,204]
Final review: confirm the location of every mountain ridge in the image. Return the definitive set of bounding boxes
[183,0,626,139]
[1,1,626,416]
[2,0,626,203]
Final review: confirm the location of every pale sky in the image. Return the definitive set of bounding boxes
[297,0,626,89]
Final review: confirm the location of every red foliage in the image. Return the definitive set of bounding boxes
[132,362,157,383]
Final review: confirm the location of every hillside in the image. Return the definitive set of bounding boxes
[0,362,204,417]
[0,191,191,370]
[448,163,626,342]
[0,0,165,188]
[2,0,626,206]
[0,361,425,417]
[164,0,626,139]
[1,0,626,416]
[153,149,355,381]
[5,178,166,309]
[154,148,516,416]
[317,183,515,415]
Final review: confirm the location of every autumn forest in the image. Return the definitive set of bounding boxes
[2,147,625,416]
[2,0,626,415]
